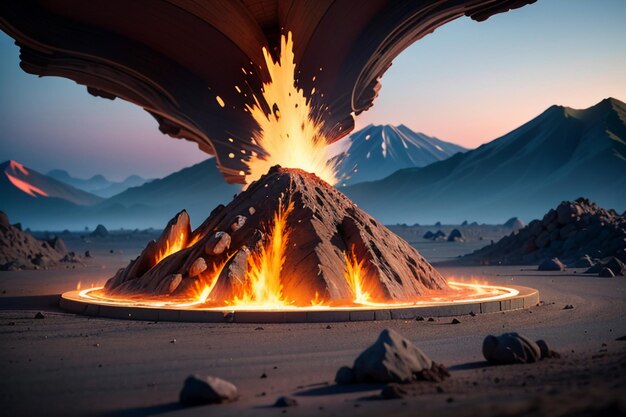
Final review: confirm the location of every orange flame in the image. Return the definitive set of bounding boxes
[190,259,228,304]
[344,246,373,304]
[154,232,186,265]
[229,199,294,308]
[243,32,338,186]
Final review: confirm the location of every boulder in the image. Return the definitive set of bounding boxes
[599,267,615,278]
[204,231,231,256]
[423,231,434,240]
[342,329,449,384]
[90,224,109,238]
[538,258,565,271]
[432,230,447,241]
[447,229,464,242]
[482,333,541,364]
[188,257,207,277]
[179,375,238,405]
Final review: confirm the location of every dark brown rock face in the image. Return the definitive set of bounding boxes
[459,198,626,266]
[0,211,73,270]
[0,0,535,183]
[104,167,447,305]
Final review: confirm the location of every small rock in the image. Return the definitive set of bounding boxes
[179,375,238,405]
[255,326,264,331]
[538,258,565,271]
[34,312,45,319]
[260,372,267,379]
[326,325,332,329]
[188,257,207,277]
[335,366,356,385]
[84,250,92,258]
[204,232,231,255]
[599,267,615,278]
[170,338,177,343]
[469,311,476,317]
[563,304,574,310]
[381,384,407,399]
[415,315,425,321]
[248,207,256,215]
[230,215,247,232]
[482,333,541,364]
[427,317,435,322]
[274,396,298,407]
[451,318,461,324]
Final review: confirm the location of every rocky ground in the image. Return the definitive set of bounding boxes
[456,198,626,267]
[1,249,625,417]
[0,211,80,271]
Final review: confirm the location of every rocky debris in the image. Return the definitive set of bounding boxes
[0,211,74,271]
[563,304,574,310]
[586,257,625,277]
[459,198,626,266]
[179,375,238,405]
[447,229,464,242]
[538,257,565,271]
[104,167,448,303]
[336,329,449,384]
[571,255,593,268]
[482,333,558,364]
[274,396,298,407]
[503,217,525,230]
[90,224,109,238]
[380,384,407,399]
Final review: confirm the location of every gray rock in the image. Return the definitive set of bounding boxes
[335,366,356,385]
[447,229,464,242]
[204,231,231,255]
[538,258,565,271]
[351,329,449,384]
[274,396,298,407]
[179,375,238,405]
[599,267,615,278]
[482,333,541,364]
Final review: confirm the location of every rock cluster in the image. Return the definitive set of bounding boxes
[0,211,77,270]
[104,167,447,303]
[460,198,626,266]
[586,257,625,277]
[335,329,449,384]
[423,230,447,241]
[483,333,559,364]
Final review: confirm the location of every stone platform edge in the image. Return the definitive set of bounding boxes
[59,286,539,323]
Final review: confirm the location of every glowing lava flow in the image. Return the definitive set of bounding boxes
[242,32,338,186]
[344,247,373,304]
[228,199,295,308]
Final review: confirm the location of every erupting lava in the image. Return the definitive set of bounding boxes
[242,32,338,186]
[73,31,522,314]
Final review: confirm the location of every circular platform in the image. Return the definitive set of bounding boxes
[59,284,539,323]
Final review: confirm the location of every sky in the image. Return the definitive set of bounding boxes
[1,0,625,180]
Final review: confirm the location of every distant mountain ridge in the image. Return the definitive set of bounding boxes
[337,124,467,185]
[344,98,626,224]
[48,169,151,198]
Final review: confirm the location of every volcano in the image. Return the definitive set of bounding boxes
[104,166,447,307]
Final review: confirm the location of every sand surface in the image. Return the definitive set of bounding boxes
[1,235,625,416]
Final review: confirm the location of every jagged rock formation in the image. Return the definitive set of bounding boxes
[458,198,626,266]
[0,211,77,270]
[104,167,447,305]
[0,0,534,183]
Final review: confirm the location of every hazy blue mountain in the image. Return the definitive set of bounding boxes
[344,98,626,224]
[1,160,103,230]
[48,169,151,197]
[336,124,467,186]
[101,158,240,227]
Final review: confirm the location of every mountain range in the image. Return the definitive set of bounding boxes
[336,124,466,186]
[2,98,624,230]
[343,97,626,224]
[47,169,151,198]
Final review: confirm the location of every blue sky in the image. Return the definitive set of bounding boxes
[1,0,625,181]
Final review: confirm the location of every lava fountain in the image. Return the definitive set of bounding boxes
[61,33,536,321]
